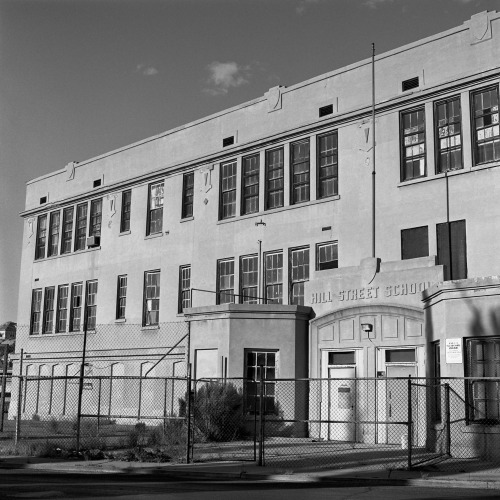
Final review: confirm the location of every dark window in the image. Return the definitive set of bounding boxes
[42,286,55,334]
[70,283,83,332]
[328,351,355,365]
[265,147,284,210]
[240,254,258,304]
[85,280,98,330]
[437,219,467,280]
[74,203,88,251]
[35,214,47,260]
[220,161,237,219]
[401,226,429,260]
[182,173,194,219]
[290,140,310,204]
[39,196,47,204]
[116,275,127,320]
[93,179,102,188]
[61,207,74,254]
[264,251,283,304]
[178,265,191,313]
[120,190,132,232]
[223,136,234,147]
[217,259,235,305]
[289,247,309,306]
[47,211,60,257]
[385,349,416,363]
[245,350,278,414]
[317,132,338,198]
[30,289,43,335]
[319,104,333,117]
[56,284,69,333]
[467,338,500,424]
[89,199,102,238]
[242,154,259,215]
[435,97,463,173]
[402,77,419,92]
[316,241,338,271]
[401,107,426,181]
[472,86,500,165]
[143,270,160,326]
[147,182,164,235]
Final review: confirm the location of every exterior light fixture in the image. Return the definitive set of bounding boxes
[361,323,373,333]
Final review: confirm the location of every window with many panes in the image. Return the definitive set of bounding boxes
[401,107,426,181]
[182,173,194,219]
[467,338,500,424]
[116,275,127,320]
[61,207,74,254]
[290,140,310,204]
[147,182,164,235]
[85,280,98,330]
[47,211,60,257]
[178,265,191,313]
[289,247,309,305]
[74,203,88,251]
[435,97,462,173]
[56,284,69,333]
[265,147,284,210]
[70,283,83,332]
[264,251,283,304]
[30,289,42,335]
[245,350,278,414]
[143,270,160,326]
[437,219,467,280]
[316,241,338,270]
[35,214,47,260]
[472,86,500,165]
[217,259,235,304]
[42,286,55,334]
[120,190,131,233]
[401,226,429,260]
[89,199,102,238]
[220,161,237,219]
[317,132,339,198]
[240,254,258,304]
[241,154,259,215]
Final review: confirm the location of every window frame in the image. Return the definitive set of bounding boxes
[400,106,427,182]
[74,202,88,251]
[240,254,258,304]
[143,270,161,326]
[47,210,61,257]
[290,139,310,205]
[85,280,98,331]
[219,160,237,220]
[116,275,127,320]
[30,289,43,335]
[178,265,191,313]
[70,282,83,332]
[60,206,74,255]
[89,198,102,238]
[181,172,194,219]
[35,214,48,260]
[42,286,55,334]
[217,258,235,305]
[147,181,164,236]
[264,250,283,304]
[265,147,284,210]
[434,96,463,174]
[241,154,260,216]
[317,131,339,199]
[120,190,132,233]
[55,284,69,333]
[316,241,339,271]
[289,246,310,306]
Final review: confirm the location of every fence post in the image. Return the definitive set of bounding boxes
[258,364,264,466]
[407,375,412,470]
[186,364,192,464]
[15,349,24,447]
[97,377,102,434]
[444,383,451,456]
[0,345,8,431]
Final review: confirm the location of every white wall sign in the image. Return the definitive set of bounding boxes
[446,338,463,364]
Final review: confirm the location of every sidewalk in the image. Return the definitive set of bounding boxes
[1,455,500,490]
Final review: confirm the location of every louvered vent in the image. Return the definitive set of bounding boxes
[402,77,419,92]
[223,136,235,147]
[319,104,334,117]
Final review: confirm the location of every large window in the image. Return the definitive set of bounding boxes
[35,214,47,260]
[30,289,43,335]
[435,97,462,173]
[265,147,284,210]
[240,254,258,304]
[220,161,237,219]
[217,259,235,304]
[316,241,338,270]
[42,286,55,334]
[401,226,429,260]
[264,251,283,304]
[401,107,426,181]
[147,182,164,235]
[290,140,310,204]
[143,270,160,326]
[437,220,467,280]
[85,280,98,330]
[47,211,60,257]
[89,199,102,238]
[70,283,83,332]
[472,86,500,165]
[120,190,132,233]
[241,154,259,215]
[182,173,194,219]
[245,350,278,414]
[61,207,74,254]
[317,132,338,198]
[74,203,88,251]
[178,265,191,313]
[290,247,309,305]
[116,275,127,320]
[467,338,500,424]
[56,284,69,333]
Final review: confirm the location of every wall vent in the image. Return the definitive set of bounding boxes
[322,226,332,231]
[93,179,102,188]
[223,136,235,147]
[402,77,419,92]
[39,196,47,204]
[319,104,333,117]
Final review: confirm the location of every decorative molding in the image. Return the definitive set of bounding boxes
[265,86,283,112]
[467,11,492,44]
[65,161,77,181]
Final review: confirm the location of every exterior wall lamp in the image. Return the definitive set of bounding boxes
[361,323,373,333]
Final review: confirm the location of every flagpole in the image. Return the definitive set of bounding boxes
[371,42,376,259]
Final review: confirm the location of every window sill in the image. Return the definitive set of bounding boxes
[180,216,194,223]
[145,232,163,240]
[34,246,101,263]
[217,195,340,225]
[115,318,126,323]
[29,330,96,338]
[141,325,160,331]
[119,230,131,236]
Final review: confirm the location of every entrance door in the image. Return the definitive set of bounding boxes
[328,366,356,442]
[386,364,416,445]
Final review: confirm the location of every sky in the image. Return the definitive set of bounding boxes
[0,0,498,323]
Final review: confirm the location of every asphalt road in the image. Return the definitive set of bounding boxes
[0,471,498,500]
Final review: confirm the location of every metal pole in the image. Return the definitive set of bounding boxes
[445,171,453,280]
[97,377,102,434]
[258,364,264,466]
[258,240,263,304]
[371,42,376,258]
[0,345,8,431]
[407,375,412,470]
[445,383,451,456]
[15,349,24,446]
[186,363,192,464]
[76,303,89,452]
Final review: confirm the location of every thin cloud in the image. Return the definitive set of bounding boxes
[296,0,322,15]
[204,61,250,95]
[136,63,159,76]
[366,0,474,7]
